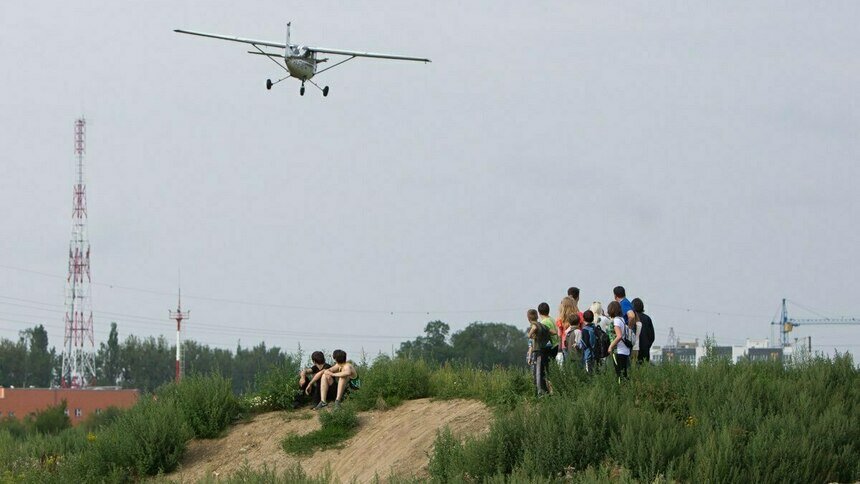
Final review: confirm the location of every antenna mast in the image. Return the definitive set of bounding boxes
[169,284,190,382]
[61,118,97,388]
[666,327,678,348]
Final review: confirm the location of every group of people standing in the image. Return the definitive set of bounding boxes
[527,286,656,395]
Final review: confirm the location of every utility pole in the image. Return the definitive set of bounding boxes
[61,118,96,388]
[169,286,190,383]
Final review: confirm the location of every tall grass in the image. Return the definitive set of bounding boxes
[0,374,245,481]
[0,426,90,483]
[429,363,532,409]
[429,354,860,483]
[249,360,303,411]
[83,395,192,479]
[158,373,242,438]
[350,355,432,410]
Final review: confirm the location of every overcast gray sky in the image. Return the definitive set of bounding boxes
[1,1,858,360]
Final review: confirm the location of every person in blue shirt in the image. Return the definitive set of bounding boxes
[613,285,637,326]
[579,309,597,373]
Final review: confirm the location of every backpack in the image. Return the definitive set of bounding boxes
[592,325,610,359]
[578,325,594,353]
[533,322,551,349]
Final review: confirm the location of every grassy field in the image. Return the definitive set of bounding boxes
[1,355,857,483]
[429,354,860,483]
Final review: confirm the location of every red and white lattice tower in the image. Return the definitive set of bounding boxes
[169,288,190,383]
[61,118,97,388]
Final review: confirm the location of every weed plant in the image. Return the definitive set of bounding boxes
[32,400,72,435]
[79,406,124,433]
[429,355,860,483]
[350,355,432,410]
[159,373,241,438]
[83,395,192,479]
[429,363,532,409]
[0,427,87,479]
[0,415,32,439]
[282,403,360,455]
[191,462,335,484]
[249,361,303,411]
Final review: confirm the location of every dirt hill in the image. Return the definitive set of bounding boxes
[170,398,491,483]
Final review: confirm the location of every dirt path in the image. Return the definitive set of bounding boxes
[171,398,491,483]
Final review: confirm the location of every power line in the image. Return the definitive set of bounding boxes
[3,262,853,350]
[0,299,414,341]
[0,263,519,315]
[648,302,770,320]
[0,263,785,319]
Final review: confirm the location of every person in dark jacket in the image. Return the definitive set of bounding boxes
[297,351,334,407]
[632,298,655,363]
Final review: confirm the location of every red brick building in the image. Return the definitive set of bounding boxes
[0,387,139,425]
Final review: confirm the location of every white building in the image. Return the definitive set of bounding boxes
[654,338,793,366]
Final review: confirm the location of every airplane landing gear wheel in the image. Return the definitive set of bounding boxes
[266,79,272,90]
[323,86,329,97]
[300,86,305,96]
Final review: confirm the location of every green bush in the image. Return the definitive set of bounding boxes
[0,425,90,483]
[429,363,532,408]
[249,361,303,411]
[87,395,192,478]
[159,374,241,438]
[194,462,335,484]
[80,406,124,433]
[282,403,360,455]
[0,415,32,439]
[33,400,71,435]
[350,356,431,410]
[318,402,359,430]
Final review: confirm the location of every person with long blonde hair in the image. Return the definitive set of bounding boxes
[590,301,612,335]
[557,296,579,361]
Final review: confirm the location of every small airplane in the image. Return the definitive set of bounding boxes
[174,23,431,97]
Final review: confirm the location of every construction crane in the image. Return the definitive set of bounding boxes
[772,298,860,347]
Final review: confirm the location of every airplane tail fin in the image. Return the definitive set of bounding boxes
[285,22,291,57]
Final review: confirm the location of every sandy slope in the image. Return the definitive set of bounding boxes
[170,398,491,483]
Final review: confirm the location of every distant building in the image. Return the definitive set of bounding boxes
[708,346,733,360]
[662,347,697,365]
[0,387,138,425]
[747,347,784,362]
[654,338,792,366]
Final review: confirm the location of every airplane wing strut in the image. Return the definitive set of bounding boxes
[248,44,289,73]
[313,56,357,77]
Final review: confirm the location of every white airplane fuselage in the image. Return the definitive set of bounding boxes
[285,56,316,80]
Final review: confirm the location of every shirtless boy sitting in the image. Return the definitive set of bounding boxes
[306,349,358,410]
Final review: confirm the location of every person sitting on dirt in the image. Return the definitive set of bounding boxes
[309,349,358,410]
[297,351,335,408]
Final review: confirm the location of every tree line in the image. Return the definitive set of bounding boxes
[0,320,527,392]
[0,323,295,393]
[396,320,526,368]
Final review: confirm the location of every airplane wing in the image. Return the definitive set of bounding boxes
[175,28,430,62]
[306,46,430,63]
[174,29,286,49]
